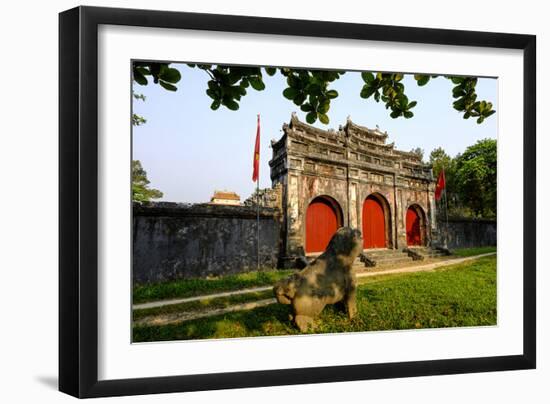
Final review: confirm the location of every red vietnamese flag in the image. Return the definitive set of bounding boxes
[252,114,260,182]
[435,169,446,201]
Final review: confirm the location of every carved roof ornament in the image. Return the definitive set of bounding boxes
[344,118,388,143]
[279,113,427,167]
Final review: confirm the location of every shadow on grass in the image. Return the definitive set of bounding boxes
[133,303,297,342]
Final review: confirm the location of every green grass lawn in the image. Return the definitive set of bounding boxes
[451,246,496,257]
[133,268,294,304]
[133,255,497,342]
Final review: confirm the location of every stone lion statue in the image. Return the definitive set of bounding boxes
[273,227,363,332]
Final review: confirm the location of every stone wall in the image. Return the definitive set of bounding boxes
[133,202,281,284]
[439,217,497,249]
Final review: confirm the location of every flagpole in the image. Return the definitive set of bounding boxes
[443,173,449,249]
[256,114,260,271]
[257,176,260,271]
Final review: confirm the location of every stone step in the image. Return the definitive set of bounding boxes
[354,250,414,268]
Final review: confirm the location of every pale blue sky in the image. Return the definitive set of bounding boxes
[132,64,497,203]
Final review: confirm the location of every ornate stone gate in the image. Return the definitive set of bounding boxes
[269,113,438,265]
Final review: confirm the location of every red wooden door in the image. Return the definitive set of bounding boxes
[305,198,339,253]
[406,207,422,246]
[363,197,386,248]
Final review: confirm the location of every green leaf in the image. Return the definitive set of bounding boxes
[361,72,375,83]
[210,100,221,110]
[305,112,316,124]
[159,80,177,91]
[159,68,181,83]
[317,101,330,114]
[408,101,417,109]
[308,94,318,106]
[306,83,322,95]
[453,99,466,111]
[326,89,338,99]
[205,89,218,100]
[300,103,314,112]
[227,73,241,85]
[133,70,148,85]
[398,94,409,109]
[453,86,466,98]
[403,111,414,118]
[236,85,247,96]
[224,99,239,111]
[265,67,277,76]
[287,75,301,88]
[477,116,484,124]
[249,77,265,91]
[390,110,401,118]
[293,94,306,106]
[283,87,299,100]
[318,113,329,124]
[449,76,464,84]
[415,75,430,86]
[207,80,218,91]
[360,85,375,99]
[136,67,150,76]
[149,63,161,81]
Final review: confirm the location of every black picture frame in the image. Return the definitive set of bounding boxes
[59,5,536,398]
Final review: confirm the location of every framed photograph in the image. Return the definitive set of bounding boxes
[59,6,536,398]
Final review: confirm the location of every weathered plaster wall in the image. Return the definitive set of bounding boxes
[270,115,437,259]
[133,202,281,283]
[439,217,497,249]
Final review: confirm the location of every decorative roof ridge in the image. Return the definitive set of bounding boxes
[288,113,392,142]
[284,114,427,164]
[349,134,395,149]
[344,116,388,139]
[394,149,424,160]
[288,112,341,138]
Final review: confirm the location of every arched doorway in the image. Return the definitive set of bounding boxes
[406,205,425,246]
[305,196,342,253]
[362,194,387,249]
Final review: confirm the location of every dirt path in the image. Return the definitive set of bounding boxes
[133,286,273,310]
[133,298,277,327]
